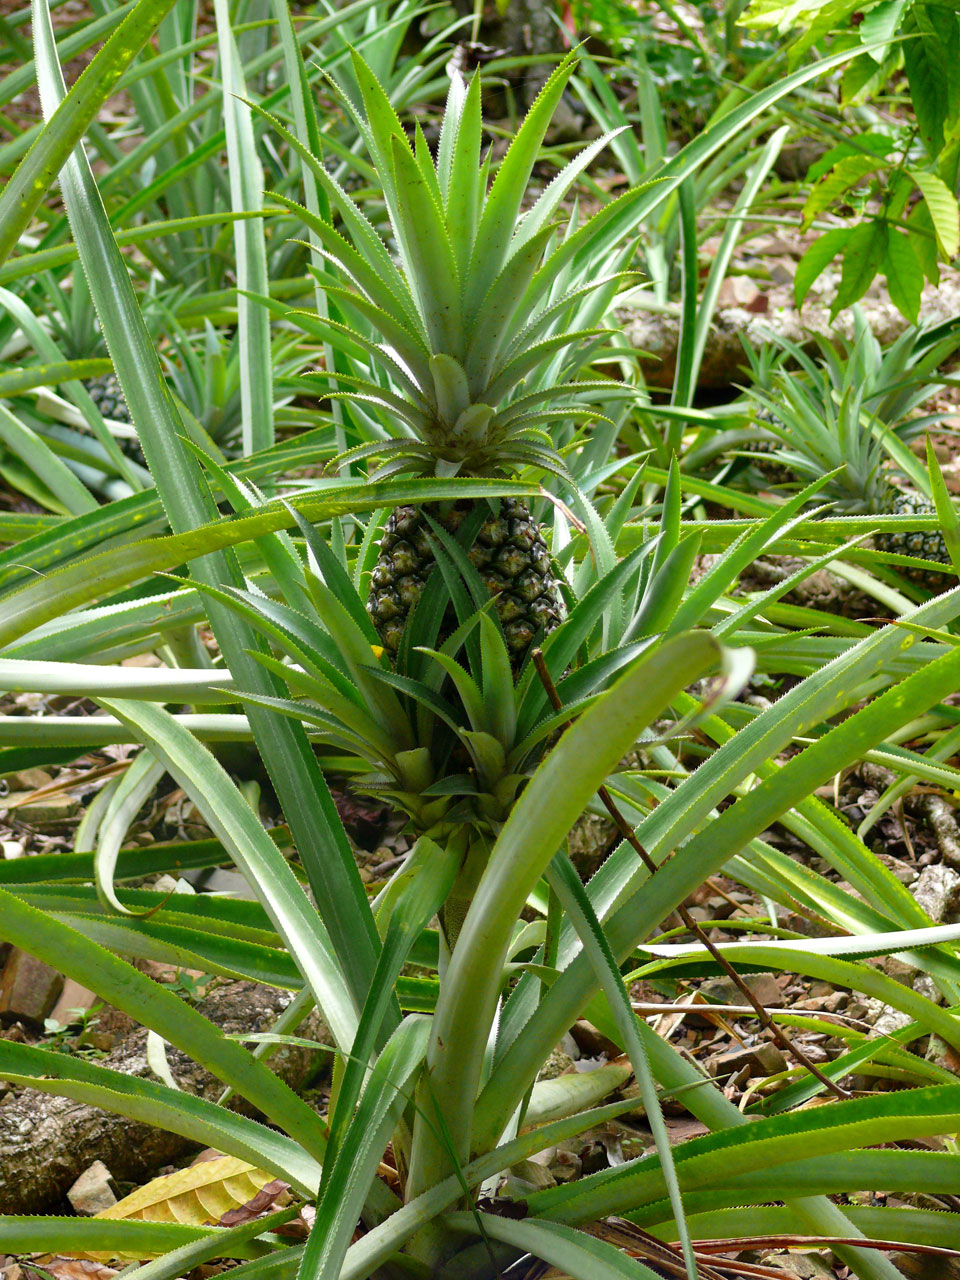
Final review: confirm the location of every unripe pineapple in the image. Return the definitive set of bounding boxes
[877,485,952,588]
[368,498,562,662]
[287,50,641,672]
[85,372,132,426]
[742,406,792,484]
[84,371,147,468]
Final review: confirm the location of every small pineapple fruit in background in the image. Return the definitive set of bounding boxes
[84,370,147,469]
[876,484,952,588]
[84,372,132,426]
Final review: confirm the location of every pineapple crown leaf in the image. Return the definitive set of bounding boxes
[343,49,408,182]
[386,132,463,353]
[503,275,639,363]
[445,70,484,278]
[496,444,577,486]
[414,119,445,209]
[278,211,414,336]
[463,227,564,395]
[509,183,655,326]
[430,353,472,425]
[511,126,631,256]
[288,309,429,407]
[495,380,637,426]
[251,104,418,331]
[323,387,430,434]
[324,440,429,476]
[450,404,496,449]
[436,69,467,201]
[462,49,580,315]
[303,366,428,416]
[314,284,433,388]
[483,330,613,405]
[369,456,433,482]
[341,55,466,353]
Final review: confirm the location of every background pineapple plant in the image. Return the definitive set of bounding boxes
[747,376,954,587]
[275,49,642,672]
[740,322,960,589]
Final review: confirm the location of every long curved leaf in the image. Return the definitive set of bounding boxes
[97,697,359,1051]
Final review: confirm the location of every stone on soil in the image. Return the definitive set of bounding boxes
[698,972,782,1008]
[8,769,52,791]
[912,864,960,922]
[68,1161,119,1215]
[3,791,79,823]
[709,1041,787,1078]
[0,950,63,1025]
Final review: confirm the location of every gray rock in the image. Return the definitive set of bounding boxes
[912,864,960,922]
[68,1160,119,1215]
[698,972,782,1009]
[709,1040,787,1078]
[3,790,79,824]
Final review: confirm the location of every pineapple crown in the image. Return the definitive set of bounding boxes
[268,50,646,482]
[748,373,892,513]
[743,315,960,513]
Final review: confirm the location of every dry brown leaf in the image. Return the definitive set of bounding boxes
[219,1179,292,1227]
[41,1259,119,1280]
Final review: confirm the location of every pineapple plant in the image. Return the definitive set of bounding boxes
[738,320,960,588]
[271,49,643,670]
[735,342,794,483]
[25,266,148,472]
[748,371,954,589]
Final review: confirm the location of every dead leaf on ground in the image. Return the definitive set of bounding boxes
[219,1179,292,1226]
[95,1155,284,1228]
[40,1260,119,1280]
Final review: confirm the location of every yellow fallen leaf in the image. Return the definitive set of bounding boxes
[95,1156,284,1228]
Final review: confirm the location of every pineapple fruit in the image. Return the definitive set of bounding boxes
[368,498,561,661]
[876,485,952,587]
[282,49,641,670]
[85,371,132,426]
[741,407,792,484]
[84,370,148,470]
